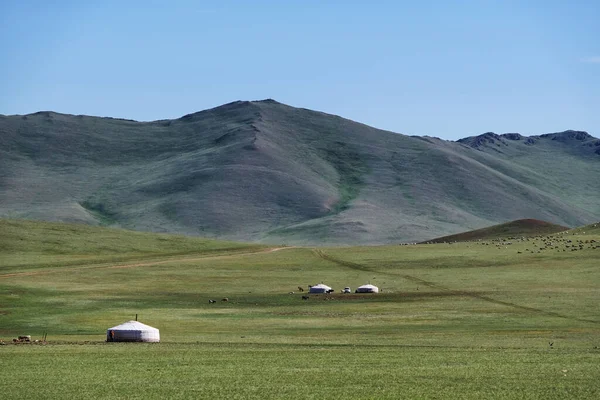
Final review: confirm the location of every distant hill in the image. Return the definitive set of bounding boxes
[565,221,600,235]
[422,219,570,243]
[1,100,600,244]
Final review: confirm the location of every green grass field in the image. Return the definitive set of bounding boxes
[1,219,599,399]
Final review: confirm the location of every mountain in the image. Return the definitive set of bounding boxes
[1,100,599,244]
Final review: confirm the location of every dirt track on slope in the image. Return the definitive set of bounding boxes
[0,246,292,280]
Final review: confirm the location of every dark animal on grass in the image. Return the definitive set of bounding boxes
[302,296,309,300]
[222,298,229,302]
[298,286,304,292]
[208,299,216,304]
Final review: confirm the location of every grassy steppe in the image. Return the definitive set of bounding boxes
[1,220,599,399]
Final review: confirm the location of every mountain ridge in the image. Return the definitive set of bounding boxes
[4,102,596,145]
[1,100,599,245]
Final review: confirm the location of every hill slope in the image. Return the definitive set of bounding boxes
[422,219,570,243]
[1,100,599,244]
[0,218,264,273]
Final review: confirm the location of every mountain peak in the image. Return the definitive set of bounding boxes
[457,130,596,149]
[456,132,503,148]
[178,100,261,121]
[254,98,281,105]
[500,133,523,141]
[539,130,592,142]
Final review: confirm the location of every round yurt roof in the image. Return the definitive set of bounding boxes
[311,283,332,290]
[108,320,158,331]
[357,284,378,290]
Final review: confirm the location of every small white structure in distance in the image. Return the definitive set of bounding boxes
[356,284,379,293]
[309,283,333,294]
[106,320,160,342]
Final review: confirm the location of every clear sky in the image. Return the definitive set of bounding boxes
[1,0,599,140]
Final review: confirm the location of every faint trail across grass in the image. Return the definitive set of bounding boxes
[0,246,293,280]
[313,249,600,325]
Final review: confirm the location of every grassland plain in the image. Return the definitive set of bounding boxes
[1,220,599,399]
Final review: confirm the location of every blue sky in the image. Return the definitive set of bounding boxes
[1,0,599,140]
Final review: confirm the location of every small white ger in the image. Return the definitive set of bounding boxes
[106,320,160,342]
[355,284,379,293]
[308,283,333,294]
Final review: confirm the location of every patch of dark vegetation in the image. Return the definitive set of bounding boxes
[80,200,118,225]
[321,141,369,213]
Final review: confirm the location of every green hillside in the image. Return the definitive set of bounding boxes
[567,221,600,235]
[1,100,600,244]
[423,219,570,243]
[0,219,265,274]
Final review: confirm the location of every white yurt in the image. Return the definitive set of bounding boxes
[356,284,379,293]
[106,320,160,342]
[308,283,333,294]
